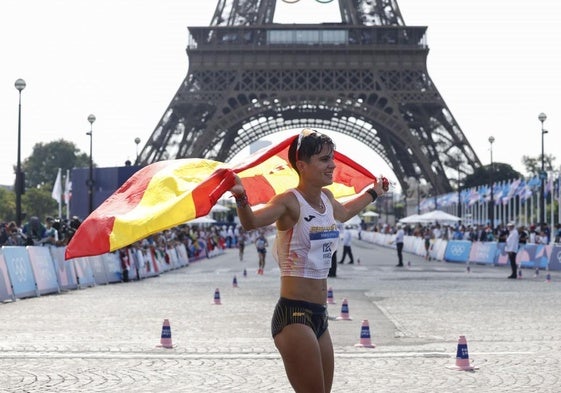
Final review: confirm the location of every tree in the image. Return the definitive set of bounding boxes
[21,187,57,221]
[3,139,91,222]
[0,187,16,222]
[20,139,90,188]
[462,162,522,189]
[521,154,557,177]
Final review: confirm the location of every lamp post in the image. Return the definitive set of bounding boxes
[134,137,141,162]
[488,136,495,227]
[538,112,547,227]
[455,155,462,218]
[14,78,26,227]
[86,114,96,215]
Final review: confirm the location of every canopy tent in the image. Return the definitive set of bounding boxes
[417,210,461,224]
[360,211,379,217]
[186,215,216,225]
[399,214,422,224]
[210,204,230,213]
[344,215,361,226]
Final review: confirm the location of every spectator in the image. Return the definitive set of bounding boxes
[338,226,354,264]
[22,216,46,246]
[505,221,519,279]
[41,216,58,246]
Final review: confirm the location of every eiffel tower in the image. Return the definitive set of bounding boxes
[137,0,481,194]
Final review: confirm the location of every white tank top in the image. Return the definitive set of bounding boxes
[273,189,339,279]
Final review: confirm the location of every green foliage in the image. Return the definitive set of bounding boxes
[2,139,90,222]
[21,186,59,220]
[521,154,557,176]
[463,162,522,189]
[21,139,90,188]
[0,188,16,222]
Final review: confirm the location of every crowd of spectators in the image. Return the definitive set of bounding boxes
[0,215,272,265]
[368,221,561,245]
[3,214,560,260]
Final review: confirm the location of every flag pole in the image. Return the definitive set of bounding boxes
[52,168,63,218]
[64,169,71,220]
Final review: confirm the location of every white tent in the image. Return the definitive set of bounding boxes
[399,214,422,224]
[417,210,461,224]
[361,211,379,217]
[210,204,230,213]
[187,215,217,225]
[344,215,361,226]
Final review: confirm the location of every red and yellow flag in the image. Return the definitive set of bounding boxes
[65,135,378,259]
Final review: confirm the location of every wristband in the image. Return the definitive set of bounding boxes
[366,188,378,202]
[233,191,249,208]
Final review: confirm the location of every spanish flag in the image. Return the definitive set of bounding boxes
[65,135,378,259]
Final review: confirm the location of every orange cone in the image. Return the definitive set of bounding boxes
[450,335,475,371]
[157,319,174,349]
[354,320,376,348]
[326,287,336,304]
[213,288,222,305]
[233,276,238,288]
[336,298,352,320]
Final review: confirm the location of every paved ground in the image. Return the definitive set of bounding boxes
[1,238,561,393]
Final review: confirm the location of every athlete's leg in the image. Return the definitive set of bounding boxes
[318,329,334,392]
[274,324,326,393]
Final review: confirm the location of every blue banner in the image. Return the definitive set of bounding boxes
[518,244,549,269]
[27,246,60,295]
[2,246,38,299]
[549,245,561,271]
[469,242,497,265]
[0,252,15,302]
[444,241,472,263]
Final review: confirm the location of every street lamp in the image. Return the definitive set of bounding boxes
[134,137,141,161]
[488,136,495,227]
[455,155,462,218]
[14,78,26,227]
[538,112,548,226]
[86,114,96,215]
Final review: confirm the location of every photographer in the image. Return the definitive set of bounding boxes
[22,216,46,246]
[52,216,82,246]
[41,217,59,246]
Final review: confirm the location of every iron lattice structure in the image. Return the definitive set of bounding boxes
[138,0,481,194]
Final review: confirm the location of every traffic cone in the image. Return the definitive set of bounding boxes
[157,319,174,349]
[213,288,222,305]
[336,298,352,320]
[354,320,376,348]
[326,287,336,304]
[233,276,238,288]
[449,335,475,371]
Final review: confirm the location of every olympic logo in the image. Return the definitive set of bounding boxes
[450,244,466,256]
[13,257,28,283]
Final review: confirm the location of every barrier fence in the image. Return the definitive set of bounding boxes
[0,243,224,303]
[357,230,561,272]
